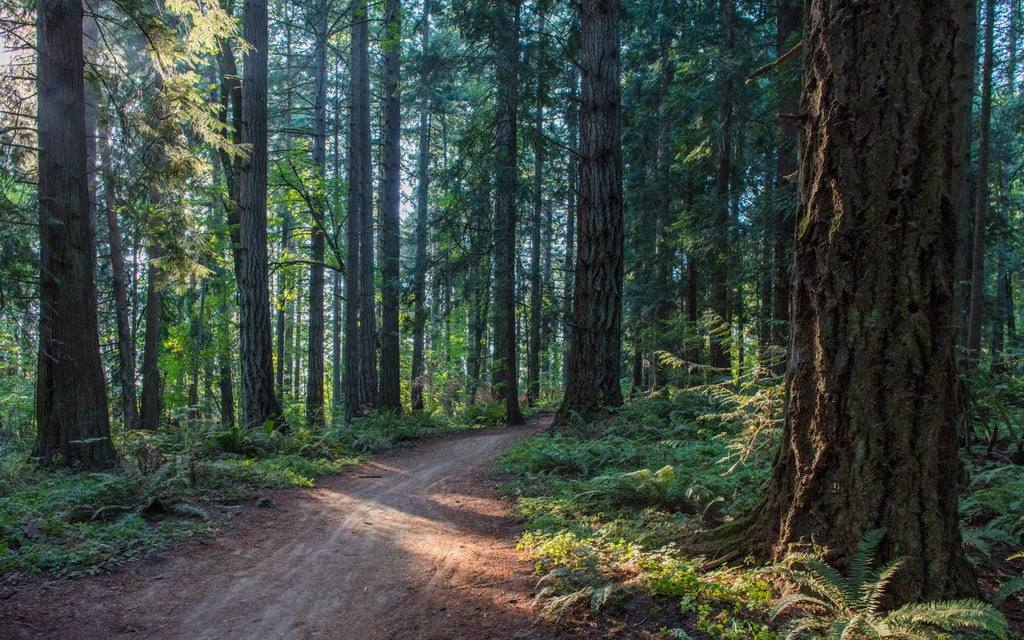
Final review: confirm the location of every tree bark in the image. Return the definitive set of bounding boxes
[411,0,431,412]
[306,0,329,428]
[139,241,164,431]
[33,0,116,467]
[238,0,284,429]
[556,0,623,424]
[966,0,995,364]
[752,0,978,603]
[379,0,402,411]
[710,0,735,372]
[527,44,544,405]
[562,68,578,385]
[491,0,524,425]
[344,0,377,419]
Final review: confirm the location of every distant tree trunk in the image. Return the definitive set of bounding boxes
[771,0,800,369]
[345,0,376,419]
[710,0,735,372]
[99,130,140,431]
[238,0,284,428]
[556,0,623,423]
[492,0,524,425]
[306,0,329,429]
[139,241,164,431]
[751,0,978,604]
[216,30,243,277]
[966,0,996,364]
[411,0,431,412]
[651,46,674,391]
[467,198,491,404]
[276,19,294,397]
[379,0,402,411]
[33,0,116,467]
[562,69,578,385]
[189,281,207,427]
[527,55,544,405]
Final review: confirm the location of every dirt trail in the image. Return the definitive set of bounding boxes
[0,416,605,640]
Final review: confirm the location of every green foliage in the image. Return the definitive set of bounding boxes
[767,529,1010,640]
[500,390,779,636]
[995,552,1024,604]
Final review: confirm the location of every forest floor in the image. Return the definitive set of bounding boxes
[0,415,645,640]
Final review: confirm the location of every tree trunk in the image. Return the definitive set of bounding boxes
[410,0,431,412]
[556,0,623,423]
[710,0,735,372]
[99,129,140,431]
[752,0,978,603]
[306,0,329,428]
[238,0,284,429]
[966,0,995,364]
[771,0,801,367]
[491,0,524,425]
[344,0,376,419]
[379,0,402,412]
[33,0,116,467]
[527,60,544,405]
[139,241,164,431]
[562,68,578,385]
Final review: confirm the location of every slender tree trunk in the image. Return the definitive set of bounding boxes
[492,0,524,425]
[33,0,116,467]
[651,46,673,391]
[955,0,979,349]
[411,0,431,411]
[966,0,996,363]
[306,0,329,428]
[527,54,544,405]
[238,0,284,428]
[379,0,403,411]
[710,0,735,371]
[751,0,978,603]
[190,281,207,428]
[562,69,578,385]
[139,242,164,431]
[771,0,800,368]
[99,129,140,430]
[556,0,623,423]
[276,19,294,397]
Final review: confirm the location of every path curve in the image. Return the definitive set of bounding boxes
[1,416,595,640]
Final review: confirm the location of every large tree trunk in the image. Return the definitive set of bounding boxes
[379,0,402,412]
[306,0,329,428]
[752,0,978,603]
[556,0,623,423]
[491,0,524,425]
[770,0,801,368]
[238,0,284,429]
[966,0,995,364]
[709,0,735,372]
[33,0,116,467]
[410,0,431,412]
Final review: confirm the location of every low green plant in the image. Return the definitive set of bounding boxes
[995,551,1024,603]
[767,529,1010,639]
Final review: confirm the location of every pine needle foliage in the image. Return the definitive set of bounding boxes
[767,529,1010,639]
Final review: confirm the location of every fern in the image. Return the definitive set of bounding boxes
[767,529,1010,639]
[996,551,1024,603]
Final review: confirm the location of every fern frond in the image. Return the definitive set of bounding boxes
[858,557,906,615]
[848,528,887,592]
[770,592,832,619]
[995,576,1024,603]
[882,599,1009,639]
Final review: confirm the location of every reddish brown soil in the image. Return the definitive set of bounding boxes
[0,417,660,639]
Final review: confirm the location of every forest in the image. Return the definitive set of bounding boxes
[1,0,1024,637]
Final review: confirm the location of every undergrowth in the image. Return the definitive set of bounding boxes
[498,372,1024,639]
[0,404,500,576]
